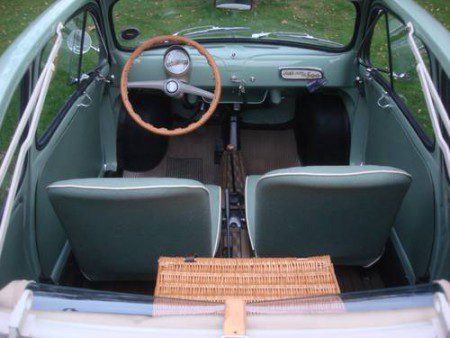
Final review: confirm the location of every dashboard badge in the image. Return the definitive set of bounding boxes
[280,68,323,80]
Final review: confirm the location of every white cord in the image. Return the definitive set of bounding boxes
[406,22,450,177]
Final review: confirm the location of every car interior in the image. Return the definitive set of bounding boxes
[1,0,449,299]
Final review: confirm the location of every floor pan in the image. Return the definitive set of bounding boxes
[59,256,386,296]
[123,126,301,184]
[124,126,221,184]
[335,266,385,293]
[240,129,301,175]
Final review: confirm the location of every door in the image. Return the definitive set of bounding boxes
[358,7,439,283]
[30,4,111,281]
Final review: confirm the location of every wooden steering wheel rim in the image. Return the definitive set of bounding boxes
[120,35,222,136]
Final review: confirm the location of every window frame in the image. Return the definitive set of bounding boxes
[35,2,108,150]
[362,6,436,150]
[108,0,362,53]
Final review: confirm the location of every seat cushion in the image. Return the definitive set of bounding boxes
[48,178,221,281]
[246,166,412,265]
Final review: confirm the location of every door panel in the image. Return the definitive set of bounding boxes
[364,75,436,281]
[357,5,441,282]
[30,5,110,280]
[0,198,36,286]
[33,78,106,278]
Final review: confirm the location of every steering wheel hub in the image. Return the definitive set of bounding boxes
[166,80,180,94]
[165,79,180,95]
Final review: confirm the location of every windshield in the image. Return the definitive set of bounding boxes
[112,0,358,50]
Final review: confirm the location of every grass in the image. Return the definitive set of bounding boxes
[0,0,53,159]
[0,1,52,56]
[113,0,357,48]
[418,0,449,29]
[0,0,447,54]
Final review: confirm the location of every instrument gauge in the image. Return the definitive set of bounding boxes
[164,47,191,76]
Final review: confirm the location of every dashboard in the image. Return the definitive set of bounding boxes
[117,44,354,103]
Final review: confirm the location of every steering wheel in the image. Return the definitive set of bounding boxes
[120,35,222,136]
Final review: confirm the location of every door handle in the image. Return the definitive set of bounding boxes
[77,91,92,108]
[377,92,393,109]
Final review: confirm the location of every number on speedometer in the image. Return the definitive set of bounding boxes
[164,47,191,76]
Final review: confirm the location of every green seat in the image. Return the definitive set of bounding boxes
[245,166,411,265]
[47,178,221,281]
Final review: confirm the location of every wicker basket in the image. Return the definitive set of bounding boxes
[155,256,340,302]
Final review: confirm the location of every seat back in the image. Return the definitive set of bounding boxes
[246,166,412,265]
[48,178,219,281]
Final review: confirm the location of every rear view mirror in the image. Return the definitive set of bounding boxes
[67,29,92,55]
[215,0,253,11]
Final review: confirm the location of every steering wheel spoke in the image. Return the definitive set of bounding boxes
[179,82,214,100]
[128,80,214,101]
[128,80,166,90]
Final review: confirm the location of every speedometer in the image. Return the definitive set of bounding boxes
[164,47,191,76]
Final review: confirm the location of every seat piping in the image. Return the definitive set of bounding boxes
[212,187,222,255]
[47,184,210,193]
[244,176,256,252]
[259,169,412,181]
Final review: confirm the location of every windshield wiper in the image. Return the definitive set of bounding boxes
[173,25,251,38]
[251,31,344,47]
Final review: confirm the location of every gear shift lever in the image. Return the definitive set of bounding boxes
[229,103,240,149]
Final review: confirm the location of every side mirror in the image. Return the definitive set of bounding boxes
[215,0,253,11]
[67,29,92,55]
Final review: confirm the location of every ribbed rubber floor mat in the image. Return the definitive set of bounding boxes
[240,129,301,175]
[166,158,203,181]
[123,127,301,183]
[123,126,220,184]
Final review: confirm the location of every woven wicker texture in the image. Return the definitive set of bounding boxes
[155,256,340,302]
